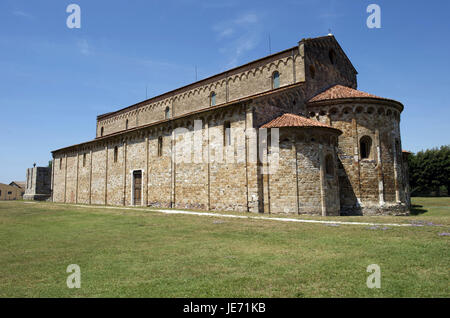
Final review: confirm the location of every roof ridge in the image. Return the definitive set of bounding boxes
[260,113,339,131]
[308,84,386,103]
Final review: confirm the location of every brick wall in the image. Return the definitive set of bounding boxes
[52,36,407,216]
[307,100,408,215]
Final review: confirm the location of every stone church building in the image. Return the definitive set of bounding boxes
[51,35,410,215]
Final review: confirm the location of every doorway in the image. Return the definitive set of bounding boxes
[133,170,142,206]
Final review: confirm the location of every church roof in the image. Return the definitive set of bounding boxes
[308,85,382,103]
[261,113,340,133]
[308,85,404,112]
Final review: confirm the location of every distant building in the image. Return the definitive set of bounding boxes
[0,183,23,200]
[24,166,51,201]
[9,181,25,191]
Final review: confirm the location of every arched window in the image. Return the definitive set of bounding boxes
[114,146,118,163]
[360,136,372,159]
[59,158,62,170]
[83,153,86,167]
[158,136,163,157]
[165,106,170,119]
[223,121,231,146]
[325,154,334,176]
[125,119,129,130]
[210,92,216,106]
[100,127,104,137]
[272,71,280,89]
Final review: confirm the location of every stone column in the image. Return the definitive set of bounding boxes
[293,139,300,214]
[319,144,327,216]
[262,135,270,214]
[352,117,362,206]
[31,167,34,192]
[392,134,400,203]
[122,140,127,206]
[64,154,68,203]
[171,130,176,208]
[51,159,55,202]
[89,149,93,205]
[104,145,108,205]
[375,128,385,206]
[332,144,340,213]
[75,152,79,204]
[245,105,260,213]
[205,121,211,211]
[145,135,149,206]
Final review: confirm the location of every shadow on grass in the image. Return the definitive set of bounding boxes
[410,204,428,216]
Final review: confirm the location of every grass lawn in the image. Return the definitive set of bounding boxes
[0,197,448,297]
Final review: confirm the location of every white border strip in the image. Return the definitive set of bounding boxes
[40,202,414,227]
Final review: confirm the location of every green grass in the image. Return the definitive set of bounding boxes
[410,197,450,216]
[0,198,448,297]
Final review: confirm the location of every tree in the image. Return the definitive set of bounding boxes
[408,145,450,196]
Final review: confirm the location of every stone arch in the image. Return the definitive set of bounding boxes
[342,107,352,115]
[394,111,400,120]
[386,109,392,117]
[360,135,373,159]
[230,75,239,83]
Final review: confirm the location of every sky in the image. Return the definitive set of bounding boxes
[0,0,449,183]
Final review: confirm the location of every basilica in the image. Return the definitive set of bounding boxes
[51,35,410,215]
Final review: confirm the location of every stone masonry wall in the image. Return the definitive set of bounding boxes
[24,166,51,200]
[54,104,258,213]
[264,127,340,215]
[307,100,407,215]
[96,47,304,138]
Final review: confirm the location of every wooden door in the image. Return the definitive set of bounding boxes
[133,171,142,206]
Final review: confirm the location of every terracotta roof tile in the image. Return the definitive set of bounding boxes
[308,85,382,103]
[260,113,337,130]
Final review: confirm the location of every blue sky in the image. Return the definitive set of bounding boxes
[0,0,449,183]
